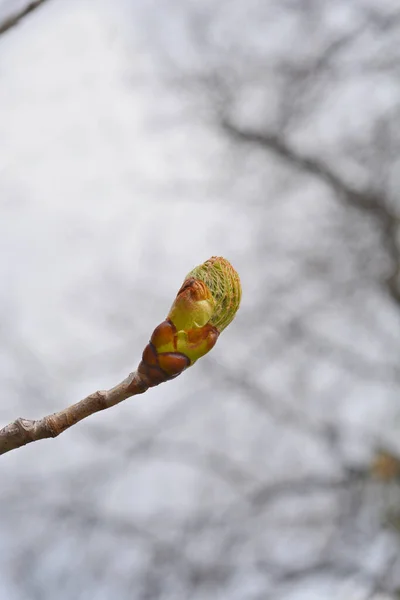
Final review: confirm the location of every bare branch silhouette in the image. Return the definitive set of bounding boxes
[0,0,50,36]
[220,117,400,306]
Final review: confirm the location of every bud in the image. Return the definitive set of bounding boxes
[137,256,241,388]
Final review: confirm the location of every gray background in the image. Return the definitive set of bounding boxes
[1,1,400,598]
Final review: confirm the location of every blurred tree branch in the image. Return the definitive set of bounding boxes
[0,0,50,36]
[220,116,400,306]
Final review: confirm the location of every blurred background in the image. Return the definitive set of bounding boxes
[1,0,400,598]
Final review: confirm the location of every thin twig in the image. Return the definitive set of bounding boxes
[0,0,50,36]
[0,370,148,456]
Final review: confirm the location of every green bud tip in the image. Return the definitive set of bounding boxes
[185,256,242,332]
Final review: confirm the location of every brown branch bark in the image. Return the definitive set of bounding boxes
[0,0,50,36]
[0,370,148,456]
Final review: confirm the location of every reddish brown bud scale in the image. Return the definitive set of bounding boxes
[138,329,191,387]
[137,360,166,387]
[158,352,190,376]
[186,324,219,349]
[150,320,177,352]
[141,342,158,366]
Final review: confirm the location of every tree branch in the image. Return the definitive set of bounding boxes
[0,0,50,36]
[220,118,380,211]
[0,256,242,454]
[220,117,400,305]
[0,257,242,457]
[0,370,148,456]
